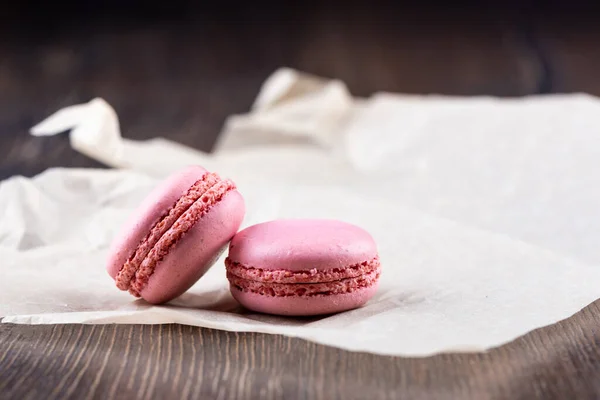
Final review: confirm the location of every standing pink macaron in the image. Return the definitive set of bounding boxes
[225,219,381,316]
[106,165,245,304]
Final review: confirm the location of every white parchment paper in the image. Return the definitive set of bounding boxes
[2,68,600,357]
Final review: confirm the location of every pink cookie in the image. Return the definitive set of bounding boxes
[106,165,245,304]
[225,219,381,316]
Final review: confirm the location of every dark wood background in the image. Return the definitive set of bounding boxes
[2,2,600,399]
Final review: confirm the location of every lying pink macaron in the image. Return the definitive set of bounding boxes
[225,219,381,316]
[107,165,245,304]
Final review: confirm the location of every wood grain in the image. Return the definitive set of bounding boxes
[533,10,600,95]
[2,299,600,399]
[0,5,540,180]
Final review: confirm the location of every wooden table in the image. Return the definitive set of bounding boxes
[2,4,600,399]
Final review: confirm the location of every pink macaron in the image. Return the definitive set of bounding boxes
[225,219,381,316]
[106,165,245,304]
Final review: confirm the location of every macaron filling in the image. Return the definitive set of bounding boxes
[225,256,381,297]
[115,172,235,296]
[225,256,380,283]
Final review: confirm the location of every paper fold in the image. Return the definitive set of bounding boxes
[31,98,125,168]
[1,68,599,357]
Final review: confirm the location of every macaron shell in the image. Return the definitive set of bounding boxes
[228,219,378,271]
[230,280,380,316]
[106,165,207,279]
[140,190,245,304]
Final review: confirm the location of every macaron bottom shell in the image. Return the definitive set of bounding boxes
[230,281,380,316]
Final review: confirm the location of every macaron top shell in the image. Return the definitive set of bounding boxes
[139,189,245,304]
[228,219,378,271]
